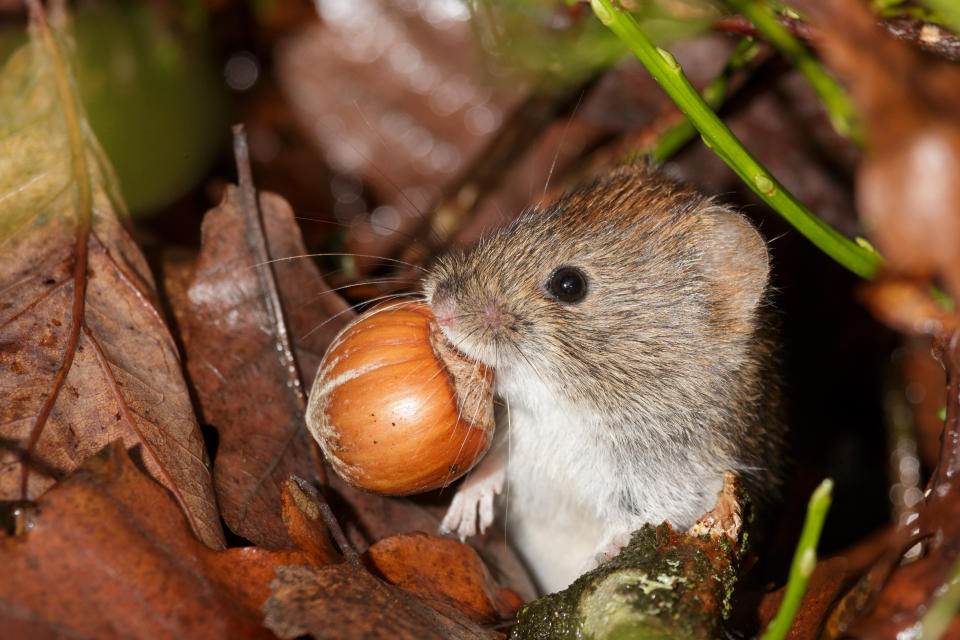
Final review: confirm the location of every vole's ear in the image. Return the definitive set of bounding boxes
[697,206,770,329]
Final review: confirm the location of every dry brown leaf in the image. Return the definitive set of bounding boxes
[829,488,960,638]
[362,531,523,625]
[280,475,340,563]
[324,470,538,602]
[820,331,960,637]
[0,441,335,640]
[263,563,503,640]
[0,7,223,548]
[185,178,353,548]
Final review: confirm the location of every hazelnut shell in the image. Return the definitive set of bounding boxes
[306,301,494,495]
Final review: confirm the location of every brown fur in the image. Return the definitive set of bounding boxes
[429,166,786,591]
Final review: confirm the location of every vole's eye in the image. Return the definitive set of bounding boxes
[547,266,588,303]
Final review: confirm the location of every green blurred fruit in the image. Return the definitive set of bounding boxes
[73,4,225,214]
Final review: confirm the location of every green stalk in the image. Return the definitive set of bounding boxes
[590,0,882,279]
[918,552,960,640]
[922,0,960,33]
[724,0,864,145]
[651,37,761,162]
[760,479,834,640]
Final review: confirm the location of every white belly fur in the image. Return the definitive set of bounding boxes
[496,375,722,594]
[497,387,614,593]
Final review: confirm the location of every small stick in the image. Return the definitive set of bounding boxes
[289,474,360,567]
[232,124,308,414]
[932,330,960,490]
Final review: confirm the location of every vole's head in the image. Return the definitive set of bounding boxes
[424,166,771,416]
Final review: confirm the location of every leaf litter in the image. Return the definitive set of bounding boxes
[184,127,354,549]
[0,7,529,638]
[8,0,960,637]
[0,3,223,549]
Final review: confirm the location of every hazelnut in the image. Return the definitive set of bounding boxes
[306,300,495,495]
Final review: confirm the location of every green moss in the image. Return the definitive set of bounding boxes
[511,524,744,640]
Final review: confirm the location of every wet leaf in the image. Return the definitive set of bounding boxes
[756,557,851,640]
[274,0,524,272]
[363,531,524,625]
[0,441,327,640]
[185,183,354,548]
[795,0,960,296]
[0,9,223,548]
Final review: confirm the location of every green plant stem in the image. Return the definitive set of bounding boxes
[590,0,882,279]
[922,0,960,33]
[724,0,864,145]
[919,552,960,640]
[651,38,760,162]
[760,478,834,640]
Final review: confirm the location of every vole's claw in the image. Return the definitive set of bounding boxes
[439,458,506,540]
[439,490,478,539]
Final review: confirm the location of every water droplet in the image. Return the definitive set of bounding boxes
[224,52,259,91]
[331,173,363,204]
[465,104,501,136]
[409,64,440,94]
[855,236,877,253]
[371,205,401,235]
[427,142,461,173]
[406,126,435,159]
[379,111,413,140]
[423,0,469,26]
[389,41,422,76]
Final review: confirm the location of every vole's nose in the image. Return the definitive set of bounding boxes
[480,300,512,332]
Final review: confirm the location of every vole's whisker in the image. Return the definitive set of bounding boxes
[253,252,427,273]
[299,292,411,340]
[323,277,415,295]
[293,215,438,247]
[536,88,586,210]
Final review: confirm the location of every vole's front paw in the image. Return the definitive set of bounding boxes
[439,463,505,541]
